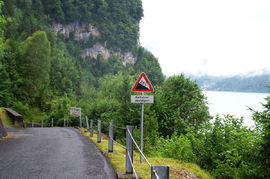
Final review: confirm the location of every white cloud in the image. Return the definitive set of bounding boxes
[140,0,270,76]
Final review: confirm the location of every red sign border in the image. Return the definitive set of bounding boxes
[131,72,154,93]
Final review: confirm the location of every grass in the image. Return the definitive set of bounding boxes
[79,128,212,179]
[0,135,13,141]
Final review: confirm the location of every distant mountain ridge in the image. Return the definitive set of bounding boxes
[191,74,270,93]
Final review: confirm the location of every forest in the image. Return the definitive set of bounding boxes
[0,0,269,178]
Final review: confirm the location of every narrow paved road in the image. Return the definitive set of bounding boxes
[0,127,116,179]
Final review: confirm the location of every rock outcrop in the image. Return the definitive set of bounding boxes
[52,22,136,65]
[52,21,100,41]
[82,44,136,65]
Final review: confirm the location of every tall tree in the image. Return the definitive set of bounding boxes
[0,0,12,107]
[0,0,7,55]
[155,74,211,136]
[251,92,270,177]
[42,0,64,23]
[134,47,165,86]
[17,31,51,107]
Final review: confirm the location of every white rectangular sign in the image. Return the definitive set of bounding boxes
[70,107,81,117]
[131,95,154,103]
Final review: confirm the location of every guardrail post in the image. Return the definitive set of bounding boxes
[0,117,8,137]
[151,166,170,179]
[108,122,114,152]
[85,116,89,130]
[51,118,53,127]
[126,125,134,174]
[97,120,101,143]
[90,120,93,137]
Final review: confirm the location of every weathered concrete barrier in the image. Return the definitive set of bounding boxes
[0,117,8,138]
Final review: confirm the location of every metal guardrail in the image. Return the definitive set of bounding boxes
[86,118,170,179]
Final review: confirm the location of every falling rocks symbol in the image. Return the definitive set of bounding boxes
[135,77,150,90]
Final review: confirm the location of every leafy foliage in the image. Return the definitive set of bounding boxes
[134,47,165,86]
[192,115,261,178]
[17,31,51,107]
[154,74,211,136]
[251,94,270,177]
[4,0,143,53]
[156,133,196,163]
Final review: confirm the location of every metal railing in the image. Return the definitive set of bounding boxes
[86,117,170,179]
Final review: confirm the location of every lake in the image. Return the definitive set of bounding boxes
[203,91,268,127]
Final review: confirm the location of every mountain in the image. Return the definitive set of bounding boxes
[2,0,164,82]
[191,74,270,93]
[0,0,164,116]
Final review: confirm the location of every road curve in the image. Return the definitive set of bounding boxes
[0,127,116,179]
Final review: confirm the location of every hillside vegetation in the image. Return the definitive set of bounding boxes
[0,0,164,124]
[0,0,269,178]
[80,128,212,179]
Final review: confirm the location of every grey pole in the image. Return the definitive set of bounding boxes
[151,166,170,179]
[0,117,7,137]
[126,125,134,174]
[140,92,144,163]
[97,120,101,143]
[86,116,89,130]
[51,118,53,127]
[42,120,43,128]
[32,121,34,127]
[80,113,82,128]
[90,120,93,137]
[108,122,114,152]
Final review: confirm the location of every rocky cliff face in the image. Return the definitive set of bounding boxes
[52,21,100,41]
[82,44,136,65]
[52,22,136,65]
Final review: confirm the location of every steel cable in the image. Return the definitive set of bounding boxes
[153,170,160,179]
[127,129,152,167]
[113,124,126,130]
[127,151,139,179]
[106,134,127,149]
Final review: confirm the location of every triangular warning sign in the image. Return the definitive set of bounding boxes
[132,72,154,92]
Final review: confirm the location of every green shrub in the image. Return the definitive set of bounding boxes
[156,132,196,163]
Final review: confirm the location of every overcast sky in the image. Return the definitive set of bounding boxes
[140,0,270,77]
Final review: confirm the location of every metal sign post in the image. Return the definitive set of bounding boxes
[131,72,154,164]
[140,93,144,163]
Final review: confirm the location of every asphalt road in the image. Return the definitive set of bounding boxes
[0,127,116,179]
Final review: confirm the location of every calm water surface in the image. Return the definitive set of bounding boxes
[203,91,268,127]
